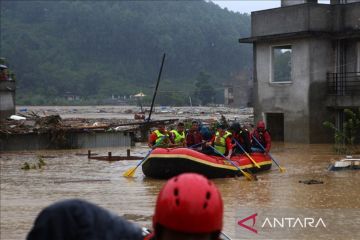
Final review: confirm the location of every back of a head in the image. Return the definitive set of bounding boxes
[177,122,185,127]
[153,173,223,235]
[229,122,241,132]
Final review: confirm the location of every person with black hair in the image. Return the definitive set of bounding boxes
[186,121,203,150]
[170,122,186,147]
[229,122,252,154]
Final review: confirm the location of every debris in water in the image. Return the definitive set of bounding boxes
[299,179,324,185]
[328,156,360,171]
[21,157,46,170]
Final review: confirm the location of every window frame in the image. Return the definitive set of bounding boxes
[270,44,293,84]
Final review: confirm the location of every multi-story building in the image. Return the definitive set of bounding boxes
[239,0,360,143]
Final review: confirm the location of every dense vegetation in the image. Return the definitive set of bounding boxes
[1,0,251,105]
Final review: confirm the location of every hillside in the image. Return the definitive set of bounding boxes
[0,0,251,105]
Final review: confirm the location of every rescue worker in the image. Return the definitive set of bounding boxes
[186,120,203,150]
[148,122,171,148]
[206,124,233,158]
[199,123,213,141]
[170,122,186,147]
[250,120,271,153]
[27,173,224,240]
[145,173,223,240]
[229,122,251,154]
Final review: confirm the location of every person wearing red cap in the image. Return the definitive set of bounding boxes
[250,120,271,153]
[27,173,224,240]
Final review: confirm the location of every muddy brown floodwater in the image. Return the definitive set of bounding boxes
[1,143,359,240]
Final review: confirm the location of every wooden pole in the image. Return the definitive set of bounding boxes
[147,53,166,122]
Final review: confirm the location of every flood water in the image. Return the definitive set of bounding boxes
[1,143,359,240]
[1,106,359,239]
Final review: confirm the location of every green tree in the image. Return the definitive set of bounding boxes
[323,108,360,154]
[1,1,251,105]
[194,71,215,106]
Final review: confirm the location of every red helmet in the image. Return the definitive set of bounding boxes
[257,121,265,129]
[153,173,223,234]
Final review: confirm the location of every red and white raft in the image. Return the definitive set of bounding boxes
[142,148,272,179]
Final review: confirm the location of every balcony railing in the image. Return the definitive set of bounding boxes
[327,72,360,96]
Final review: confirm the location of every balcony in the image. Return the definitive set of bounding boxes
[326,72,360,108]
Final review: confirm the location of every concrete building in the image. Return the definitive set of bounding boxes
[224,72,253,108]
[239,0,360,143]
[0,65,16,119]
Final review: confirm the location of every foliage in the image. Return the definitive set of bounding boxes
[21,156,47,170]
[0,57,16,80]
[193,71,216,105]
[323,108,360,154]
[0,1,251,105]
[273,49,291,82]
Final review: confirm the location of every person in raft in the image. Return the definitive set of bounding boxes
[250,120,271,153]
[228,122,252,154]
[170,122,186,147]
[186,120,203,151]
[148,122,172,148]
[206,124,233,158]
[26,173,225,240]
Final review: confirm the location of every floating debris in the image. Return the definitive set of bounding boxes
[299,179,324,185]
[21,156,46,170]
[328,156,360,171]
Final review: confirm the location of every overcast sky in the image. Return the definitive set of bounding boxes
[213,0,280,13]
[213,0,331,14]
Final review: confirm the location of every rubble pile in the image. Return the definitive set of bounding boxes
[0,112,141,135]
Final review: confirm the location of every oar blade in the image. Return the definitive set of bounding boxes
[123,167,137,177]
[242,170,255,181]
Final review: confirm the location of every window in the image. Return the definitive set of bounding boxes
[271,45,292,83]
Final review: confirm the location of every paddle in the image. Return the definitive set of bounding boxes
[187,141,204,149]
[233,138,261,168]
[207,145,255,181]
[252,136,285,172]
[123,136,167,177]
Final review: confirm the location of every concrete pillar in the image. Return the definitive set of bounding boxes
[281,0,318,7]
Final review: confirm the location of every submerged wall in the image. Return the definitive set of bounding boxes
[0,131,134,151]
